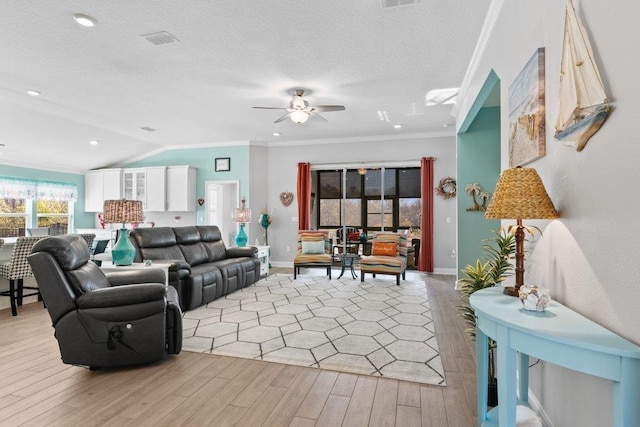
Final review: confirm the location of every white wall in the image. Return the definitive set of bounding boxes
[249,145,269,245]
[456,1,640,425]
[265,136,457,273]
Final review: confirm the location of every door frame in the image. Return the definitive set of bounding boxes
[204,180,239,247]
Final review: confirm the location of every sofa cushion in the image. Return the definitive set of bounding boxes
[131,227,177,248]
[197,226,228,261]
[173,226,210,266]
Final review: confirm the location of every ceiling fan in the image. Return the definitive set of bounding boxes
[253,89,345,124]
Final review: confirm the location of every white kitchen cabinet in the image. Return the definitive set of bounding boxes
[84,168,122,212]
[166,166,196,211]
[122,167,166,211]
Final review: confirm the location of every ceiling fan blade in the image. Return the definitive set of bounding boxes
[313,105,346,112]
[311,112,328,122]
[274,113,290,123]
[252,106,286,110]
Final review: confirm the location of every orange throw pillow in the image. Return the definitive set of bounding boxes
[372,242,397,256]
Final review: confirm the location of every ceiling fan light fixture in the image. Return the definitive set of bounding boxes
[290,95,306,109]
[290,110,309,124]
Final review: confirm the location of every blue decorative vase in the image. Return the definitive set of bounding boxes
[235,224,248,247]
[111,228,136,266]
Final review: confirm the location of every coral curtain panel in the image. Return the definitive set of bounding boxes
[296,162,312,230]
[419,157,434,272]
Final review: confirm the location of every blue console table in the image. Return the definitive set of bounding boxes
[470,287,640,427]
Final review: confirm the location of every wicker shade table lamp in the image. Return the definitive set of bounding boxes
[485,167,558,296]
[103,199,144,266]
[231,197,252,247]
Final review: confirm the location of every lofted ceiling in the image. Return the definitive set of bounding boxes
[0,0,491,173]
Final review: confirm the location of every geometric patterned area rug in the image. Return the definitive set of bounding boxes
[182,274,446,386]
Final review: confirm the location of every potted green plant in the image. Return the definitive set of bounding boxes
[458,228,515,406]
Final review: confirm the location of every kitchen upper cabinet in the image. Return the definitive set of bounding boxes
[166,165,196,211]
[122,167,166,212]
[85,165,194,212]
[84,168,122,212]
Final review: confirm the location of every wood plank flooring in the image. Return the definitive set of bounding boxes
[0,269,478,426]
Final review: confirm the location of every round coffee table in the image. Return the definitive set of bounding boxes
[337,253,359,279]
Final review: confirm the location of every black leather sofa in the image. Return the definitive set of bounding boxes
[129,225,260,311]
[28,234,182,369]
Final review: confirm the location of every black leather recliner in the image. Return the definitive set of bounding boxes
[28,234,182,369]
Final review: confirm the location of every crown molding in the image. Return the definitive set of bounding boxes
[0,159,85,175]
[451,0,505,122]
[264,130,455,148]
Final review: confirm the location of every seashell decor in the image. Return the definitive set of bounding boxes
[518,285,551,312]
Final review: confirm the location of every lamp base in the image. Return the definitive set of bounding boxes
[235,224,248,247]
[111,228,136,266]
[503,286,520,297]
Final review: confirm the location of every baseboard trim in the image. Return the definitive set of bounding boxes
[269,262,456,276]
[528,389,553,427]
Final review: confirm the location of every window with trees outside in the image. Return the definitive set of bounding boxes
[0,178,77,238]
[316,167,421,234]
[0,198,28,238]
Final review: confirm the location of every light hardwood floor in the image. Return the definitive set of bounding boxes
[0,268,478,426]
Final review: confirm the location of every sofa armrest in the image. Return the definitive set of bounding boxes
[162,259,192,272]
[105,269,166,287]
[76,284,166,309]
[226,246,258,258]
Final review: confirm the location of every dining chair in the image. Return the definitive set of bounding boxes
[90,239,110,266]
[26,227,50,236]
[79,233,96,251]
[0,236,47,316]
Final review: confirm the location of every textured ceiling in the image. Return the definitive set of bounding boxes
[0,0,491,173]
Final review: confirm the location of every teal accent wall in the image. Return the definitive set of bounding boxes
[457,106,501,278]
[125,145,250,224]
[0,164,94,229]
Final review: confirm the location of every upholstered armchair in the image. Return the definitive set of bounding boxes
[28,234,182,369]
[293,230,332,279]
[360,232,408,285]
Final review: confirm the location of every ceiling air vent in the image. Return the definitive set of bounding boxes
[382,0,420,8]
[142,31,178,46]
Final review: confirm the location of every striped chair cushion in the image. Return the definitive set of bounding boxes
[294,253,332,265]
[360,255,406,274]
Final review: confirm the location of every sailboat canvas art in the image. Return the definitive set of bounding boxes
[555,0,610,151]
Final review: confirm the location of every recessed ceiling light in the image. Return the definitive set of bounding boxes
[273,132,281,137]
[89,140,99,146]
[394,124,403,129]
[72,14,97,27]
[26,89,41,97]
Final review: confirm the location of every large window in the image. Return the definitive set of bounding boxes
[37,200,73,235]
[0,178,77,237]
[0,198,28,237]
[316,167,421,232]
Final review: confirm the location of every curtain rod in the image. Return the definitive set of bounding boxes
[310,157,434,171]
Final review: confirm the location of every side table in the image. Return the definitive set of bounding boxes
[470,286,640,427]
[100,262,171,287]
[252,245,270,277]
[337,253,359,279]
